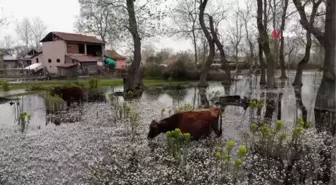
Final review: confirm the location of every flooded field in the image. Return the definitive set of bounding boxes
[1,71,334,185]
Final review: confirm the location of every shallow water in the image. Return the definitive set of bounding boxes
[0,71,323,184]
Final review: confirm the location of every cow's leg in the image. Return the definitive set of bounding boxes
[211,119,222,137]
[66,101,71,110]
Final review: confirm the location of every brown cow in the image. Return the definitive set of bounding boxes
[50,86,87,107]
[147,107,223,140]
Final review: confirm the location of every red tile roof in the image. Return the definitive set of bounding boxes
[57,63,78,68]
[66,54,99,63]
[41,31,105,44]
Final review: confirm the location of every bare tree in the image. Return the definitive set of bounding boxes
[171,0,200,65]
[257,0,276,88]
[78,0,165,93]
[227,11,244,73]
[31,17,47,49]
[237,0,257,73]
[75,0,118,44]
[198,0,215,87]
[279,0,289,79]
[16,18,32,49]
[0,7,8,28]
[209,15,231,84]
[293,0,323,86]
[1,35,13,50]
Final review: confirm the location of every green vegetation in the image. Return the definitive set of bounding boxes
[215,140,248,183]
[0,78,196,92]
[1,80,9,91]
[107,93,141,140]
[19,112,31,133]
[88,78,99,89]
[166,128,191,162]
[43,92,65,113]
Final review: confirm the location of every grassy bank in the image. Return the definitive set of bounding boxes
[0,78,196,92]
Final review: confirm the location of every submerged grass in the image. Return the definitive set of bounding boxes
[0,78,197,92]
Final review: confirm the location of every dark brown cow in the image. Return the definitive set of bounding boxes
[147,107,223,140]
[50,86,87,107]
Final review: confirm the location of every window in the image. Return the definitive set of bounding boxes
[48,59,52,63]
[57,59,60,63]
[36,58,39,63]
[78,44,85,54]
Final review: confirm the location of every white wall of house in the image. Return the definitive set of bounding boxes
[42,40,67,74]
[31,54,44,64]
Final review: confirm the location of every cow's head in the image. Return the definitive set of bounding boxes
[148,120,161,139]
[50,86,62,97]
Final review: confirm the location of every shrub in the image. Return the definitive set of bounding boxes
[1,80,9,91]
[43,93,65,113]
[25,84,47,91]
[88,78,99,89]
[162,60,189,80]
[143,64,164,78]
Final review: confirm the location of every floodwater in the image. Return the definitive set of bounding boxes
[0,71,323,184]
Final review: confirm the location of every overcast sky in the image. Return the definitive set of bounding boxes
[0,0,308,56]
[0,0,193,55]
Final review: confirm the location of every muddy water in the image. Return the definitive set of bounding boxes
[0,71,322,184]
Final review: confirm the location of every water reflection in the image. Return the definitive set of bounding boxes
[294,85,308,123]
[0,72,321,134]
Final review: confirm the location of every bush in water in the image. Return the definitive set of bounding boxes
[1,80,9,91]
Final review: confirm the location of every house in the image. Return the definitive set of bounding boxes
[105,49,127,69]
[18,49,43,67]
[3,55,19,68]
[40,31,105,75]
[57,63,78,78]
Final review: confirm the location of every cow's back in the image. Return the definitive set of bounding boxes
[176,110,218,138]
[58,87,85,102]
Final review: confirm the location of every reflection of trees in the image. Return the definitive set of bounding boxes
[293,85,307,123]
[144,88,165,100]
[277,81,286,120]
[221,84,231,96]
[198,87,209,108]
[264,90,276,124]
[166,88,188,104]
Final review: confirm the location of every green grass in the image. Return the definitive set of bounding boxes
[0,78,196,92]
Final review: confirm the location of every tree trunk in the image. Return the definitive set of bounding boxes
[292,30,311,85]
[198,0,215,87]
[258,39,266,85]
[279,0,289,79]
[293,0,321,86]
[314,0,336,184]
[209,16,231,85]
[124,0,142,93]
[257,0,275,89]
[192,29,198,65]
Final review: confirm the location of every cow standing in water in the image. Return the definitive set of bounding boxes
[147,108,223,140]
[50,86,87,108]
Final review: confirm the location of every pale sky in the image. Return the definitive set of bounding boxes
[0,0,305,56]
[0,0,192,55]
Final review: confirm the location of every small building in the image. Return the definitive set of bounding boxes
[18,49,43,67]
[57,63,79,78]
[3,55,19,68]
[40,31,105,74]
[105,49,127,69]
[65,54,99,75]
